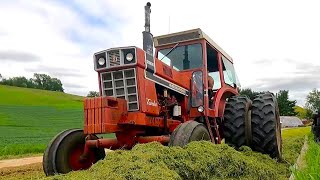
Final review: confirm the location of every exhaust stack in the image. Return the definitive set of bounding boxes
[143,2,153,57]
[144,2,151,33]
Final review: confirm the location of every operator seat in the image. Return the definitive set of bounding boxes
[208,74,215,108]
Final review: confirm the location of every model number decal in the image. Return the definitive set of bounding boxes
[146,98,157,107]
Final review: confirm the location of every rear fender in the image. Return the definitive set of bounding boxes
[213,87,238,117]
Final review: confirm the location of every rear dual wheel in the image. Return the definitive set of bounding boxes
[223,93,282,160]
[43,129,105,176]
[223,96,252,148]
[251,93,282,159]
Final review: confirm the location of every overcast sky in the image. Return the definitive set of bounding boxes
[0,0,319,106]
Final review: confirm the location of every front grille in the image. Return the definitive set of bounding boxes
[108,50,121,67]
[101,68,139,111]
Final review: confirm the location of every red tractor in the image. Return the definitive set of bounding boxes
[43,2,282,176]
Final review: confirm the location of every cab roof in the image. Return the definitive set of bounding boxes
[154,28,233,62]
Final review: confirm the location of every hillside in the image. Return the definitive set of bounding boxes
[0,85,84,158]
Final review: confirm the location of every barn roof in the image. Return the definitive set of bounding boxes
[280,116,303,128]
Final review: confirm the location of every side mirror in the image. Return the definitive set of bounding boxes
[191,71,203,107]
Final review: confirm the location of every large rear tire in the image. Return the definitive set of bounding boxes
[251,93,282,159]
[169,121,210,147]
[223,96,252,148]
[43,129,105,176]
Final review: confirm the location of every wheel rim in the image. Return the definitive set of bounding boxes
[275,107,282,158]
[68,144,96,171]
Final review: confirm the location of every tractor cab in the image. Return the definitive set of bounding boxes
[154,29,240,116]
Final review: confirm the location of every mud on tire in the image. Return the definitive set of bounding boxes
[223,96,252,148]
[251,93,282,159]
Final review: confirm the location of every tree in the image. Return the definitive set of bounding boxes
[305,108,314,120]
[238,88,262,100]
[306,89,320,112]
[87,91,100,97]
[276,90,297,116]
[0,73,64,92]
[32,73,64,92]
[294,106,313,120]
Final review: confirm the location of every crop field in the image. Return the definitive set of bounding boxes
[0,85,84,158]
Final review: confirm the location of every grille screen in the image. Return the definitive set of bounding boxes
[157,31,200,46]
[108,50,121,67]
[101,68,139,111]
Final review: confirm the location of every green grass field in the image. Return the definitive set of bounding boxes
[282,127,311,164]
[0,85,84,159]
[292,132,320,179]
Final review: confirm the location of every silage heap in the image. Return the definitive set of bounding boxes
[54,141,289,180]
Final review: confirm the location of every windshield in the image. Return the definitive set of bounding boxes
[158,43,203,71]
[222,56,240,87]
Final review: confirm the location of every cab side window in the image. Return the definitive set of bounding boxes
[221,56,239,87]
[206,43,221,90]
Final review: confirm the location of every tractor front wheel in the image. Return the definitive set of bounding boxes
[43,129,105,176]
[169,121,210,147]
[251,93,282,160]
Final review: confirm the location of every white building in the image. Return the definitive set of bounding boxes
[280,116,303,128]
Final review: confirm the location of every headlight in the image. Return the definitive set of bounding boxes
[126,53,134,61]
[197,106,204,113]
[98,57,106,65]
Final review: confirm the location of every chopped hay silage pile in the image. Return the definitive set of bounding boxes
[52,141,289,180]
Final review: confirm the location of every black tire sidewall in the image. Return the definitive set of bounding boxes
[223,96,252,148]
[169,121,210,147]
[251,93,282,159]
[189,124,210,142]
[56,131,86,174]
[43,129,81,176]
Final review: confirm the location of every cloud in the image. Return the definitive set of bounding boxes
[0,0,320,105]
[63,82,86,89]
[245,59,320,106]
[255,77,318,92]
[253,59,320,90]
[25,65,85,78]
[0,50,41,62]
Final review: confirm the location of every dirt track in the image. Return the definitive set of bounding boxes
[0,156,42,169]
[0,156,44,179]
[0,162,44,180]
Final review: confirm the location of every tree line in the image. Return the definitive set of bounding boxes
[0,73,64,92]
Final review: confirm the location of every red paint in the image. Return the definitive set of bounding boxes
[69,144,96,171]
[84,36,238,153]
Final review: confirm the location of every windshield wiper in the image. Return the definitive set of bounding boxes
[160,42,180,60]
